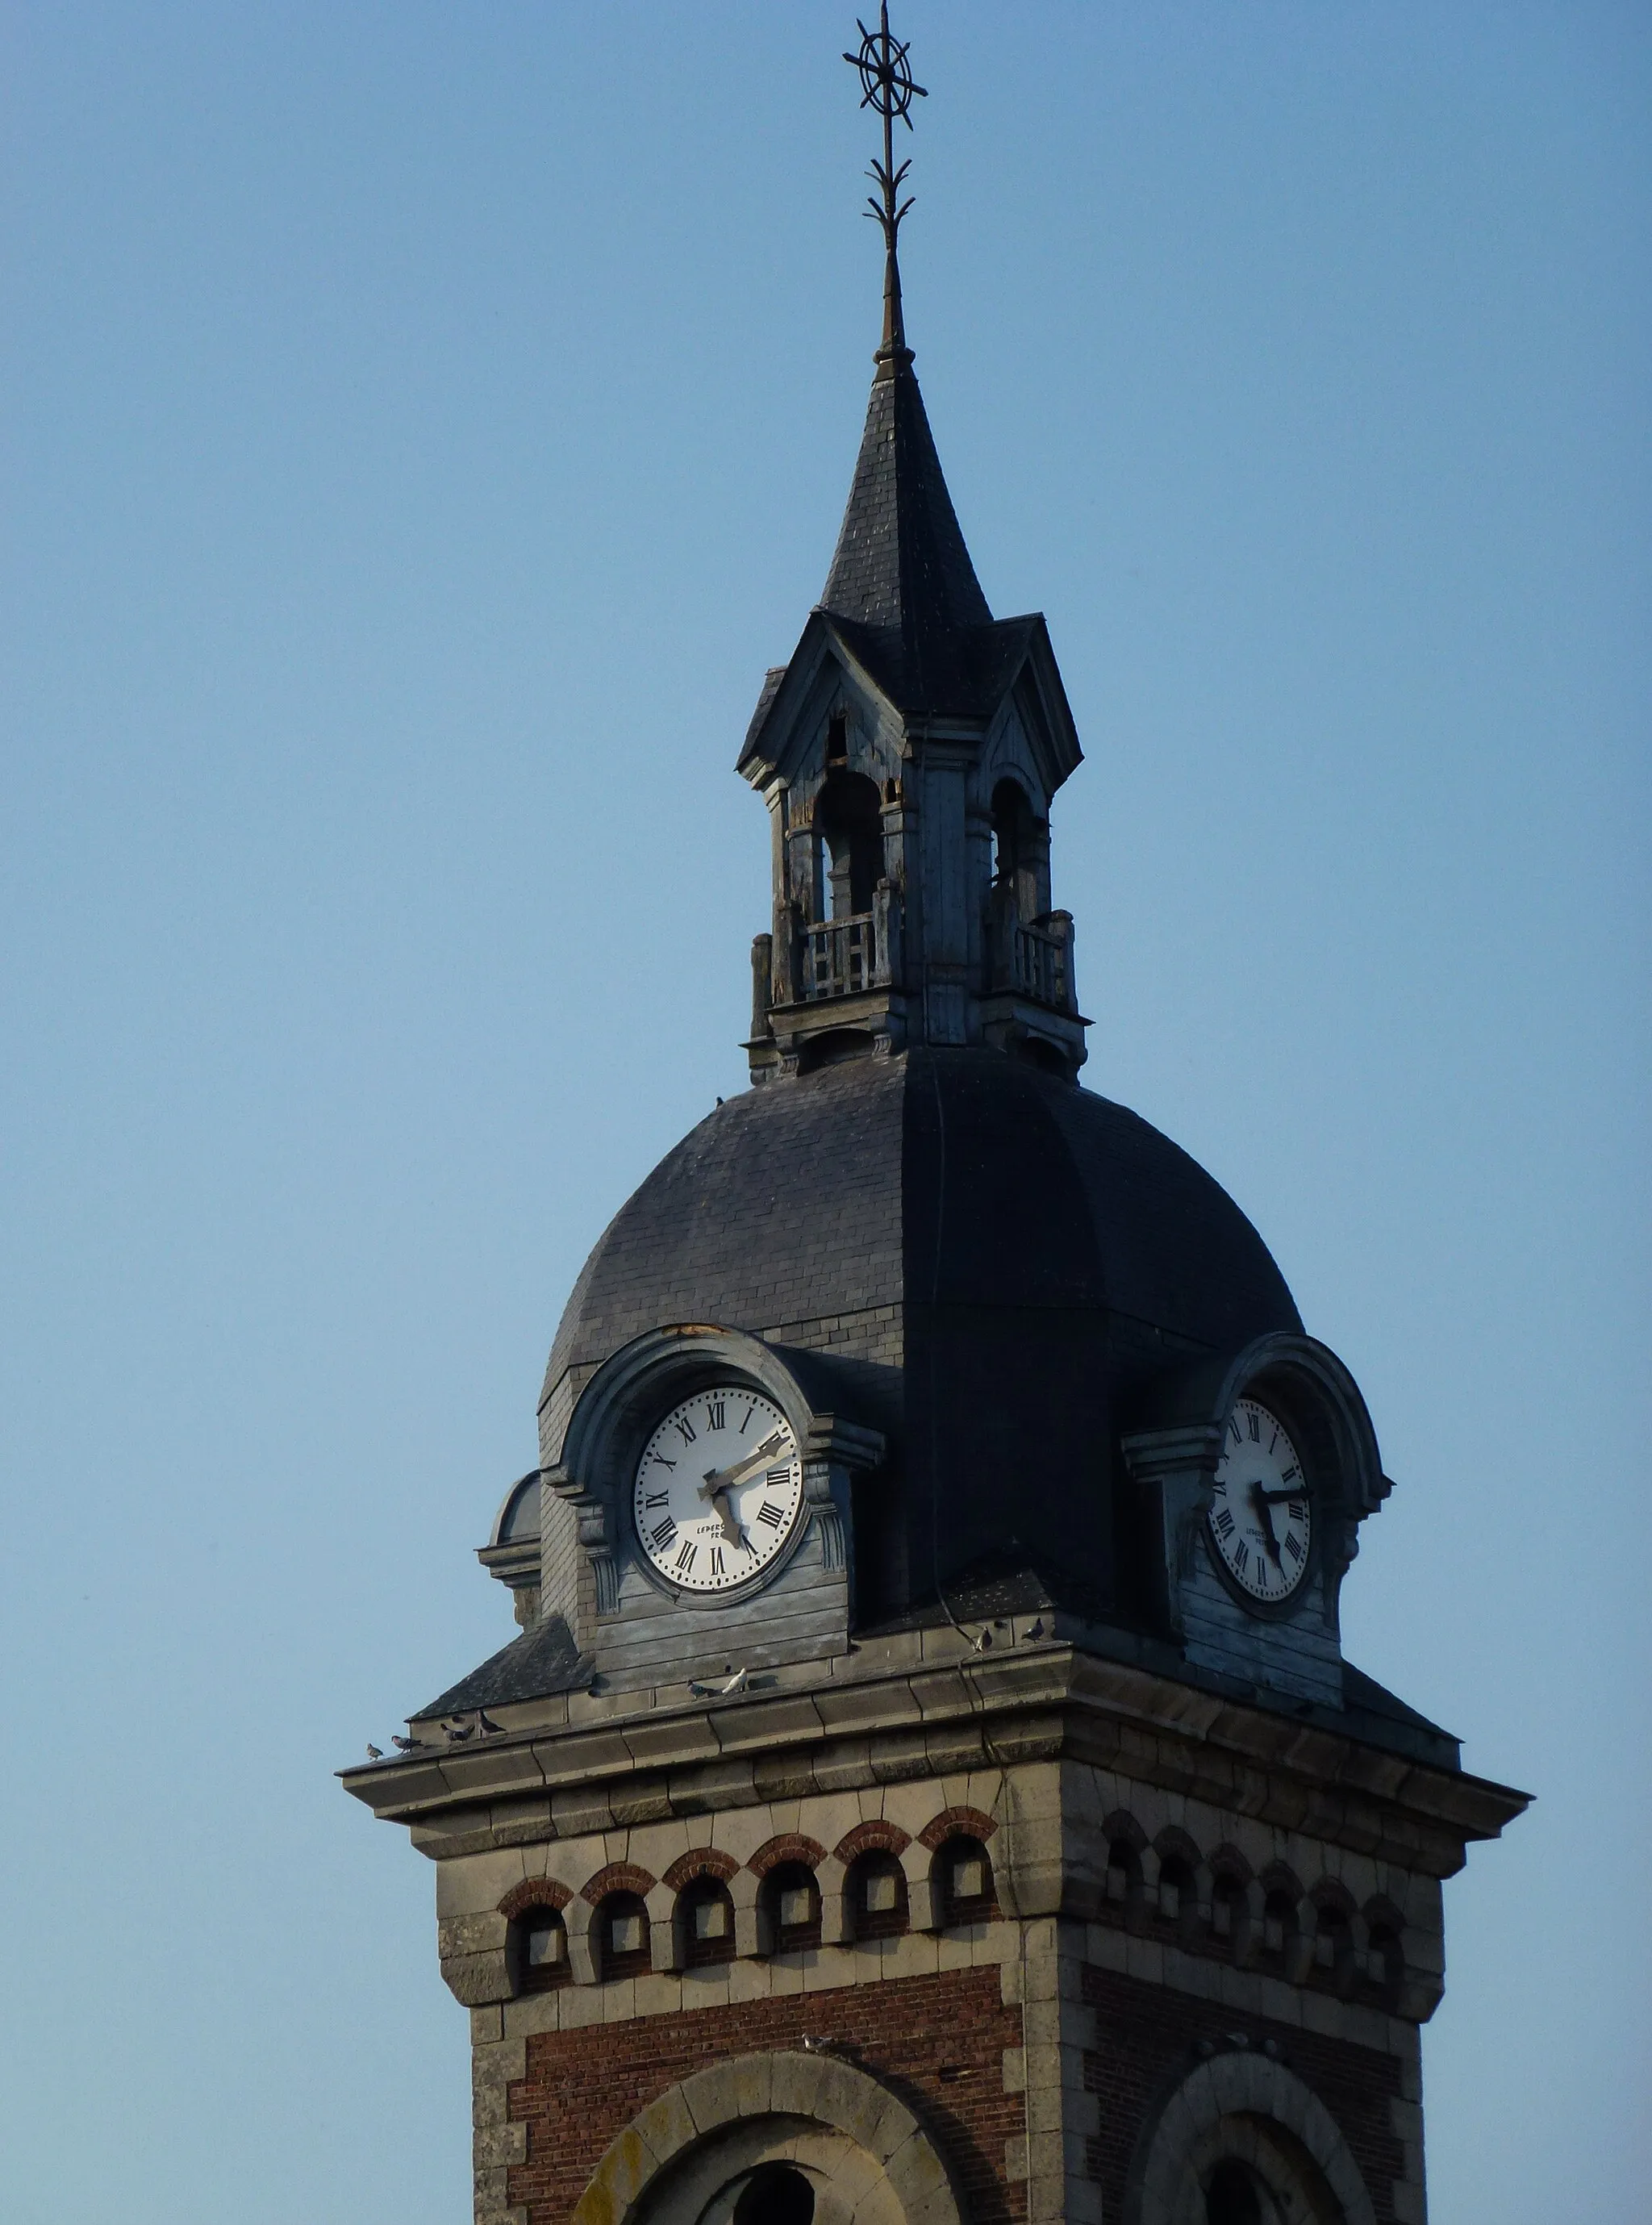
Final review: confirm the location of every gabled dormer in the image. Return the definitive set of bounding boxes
[738,294,1088,1082]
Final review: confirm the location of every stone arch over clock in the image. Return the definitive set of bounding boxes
[1121,1332,1394,1706]
[540,1323,884,1692]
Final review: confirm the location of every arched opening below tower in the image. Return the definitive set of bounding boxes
[732,2164,815,2225]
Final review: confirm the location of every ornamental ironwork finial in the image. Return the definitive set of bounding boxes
[843,6,928,372]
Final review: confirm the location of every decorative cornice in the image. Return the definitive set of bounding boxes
[340,1638,1529,1881]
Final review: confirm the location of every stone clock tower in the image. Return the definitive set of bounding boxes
[343,18,1527,2225]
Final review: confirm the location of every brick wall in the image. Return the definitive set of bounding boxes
[1080,1965,1404,2219]
[507,1968,1024,2225]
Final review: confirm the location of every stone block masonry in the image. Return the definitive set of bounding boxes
[507,1968,1024,2225]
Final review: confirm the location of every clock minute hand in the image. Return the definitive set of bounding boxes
[697,1431,788,1502]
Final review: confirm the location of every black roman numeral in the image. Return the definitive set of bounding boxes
[1284,1532,1304,1563]
[756,1503,784,1530]
[1233,1541,1249,1572]
[709,1545,725,1576]
[1247,1410,1261,1442]
[740,1401,758,1433]
[706,1399,725,1431]
[674,1539,696,1573]
[765,1466,791,1488]
[674,1416,697,1445]
[1280,1464,1300,1484]
[1214,1508,1236,1539]
[643,1490,669,1508]
[648,1452,677,1471]
[1287,1498,1306,1523]
[1228,1417,1242,1447]
[651,1518,678,1549]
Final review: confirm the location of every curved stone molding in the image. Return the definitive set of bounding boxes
[1124,2048,1378,2225]
[570,2048,963,2225]
[499,1876,572,1919]
[916,1805,999,1851]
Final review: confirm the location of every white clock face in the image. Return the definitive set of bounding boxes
[632,1388,803,1595]
[1209,1397,1312,1605]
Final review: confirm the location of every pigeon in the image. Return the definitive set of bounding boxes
[688,1667,749,1700]
[365,1743,385,1761]
[443,1717,477,1743]
[1027,1618,1046,1640]
[476,1710,505,1736]
[390,1733,425,1754]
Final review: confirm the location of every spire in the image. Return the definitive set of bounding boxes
[823,9,991,649]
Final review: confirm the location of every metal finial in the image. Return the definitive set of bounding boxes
[843,6,928,369]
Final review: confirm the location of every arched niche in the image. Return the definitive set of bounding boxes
[1124,2049,1377,2225]
[571,2049,962,2225]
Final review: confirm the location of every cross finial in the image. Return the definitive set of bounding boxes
[843,6,928,372]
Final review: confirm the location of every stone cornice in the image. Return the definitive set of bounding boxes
[340,1640,1528,1881]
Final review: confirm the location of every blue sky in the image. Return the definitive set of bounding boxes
[2,5,1646,2219]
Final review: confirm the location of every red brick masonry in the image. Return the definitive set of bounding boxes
[1081,1965,1405,2219]
[507,1968,1026,2225]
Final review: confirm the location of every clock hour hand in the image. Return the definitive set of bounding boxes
[703,1491,744,1547]
[1248,1481,1283,1563]
[1257,1484,1304,1504]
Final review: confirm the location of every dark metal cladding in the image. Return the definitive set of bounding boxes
[539,1050,1299,1630]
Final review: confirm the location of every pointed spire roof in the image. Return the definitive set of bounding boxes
[819,332,993,647]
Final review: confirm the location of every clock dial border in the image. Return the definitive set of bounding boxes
[630,1382,808,1602]
[1204,1394,1316,1617]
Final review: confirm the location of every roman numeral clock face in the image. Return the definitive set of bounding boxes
[1208,1397,1313,1605]
[632,1389,804,1595]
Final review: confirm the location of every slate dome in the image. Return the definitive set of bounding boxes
[540,1050,1299,1627]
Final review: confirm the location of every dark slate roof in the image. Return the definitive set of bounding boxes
[820,356,992,645]
[539,1050,1299,1626]
[741,666,789,762]
[541,1053,907,1405]
[416,1612,590,1719]
[825,612,1044,724]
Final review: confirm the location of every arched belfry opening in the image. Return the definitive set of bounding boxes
[991,775,1045,920]
[814,766,884,921]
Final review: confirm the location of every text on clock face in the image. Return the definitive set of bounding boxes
[1208,1396,1312,1604]
[632,1388,803,1593]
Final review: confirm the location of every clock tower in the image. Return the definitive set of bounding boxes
[343,17,1527,2225]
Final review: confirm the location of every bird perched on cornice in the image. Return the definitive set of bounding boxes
[689,1668,749,1699]
[365,1743,384,1760]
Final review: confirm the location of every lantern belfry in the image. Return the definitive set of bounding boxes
[342,18,1527,2225]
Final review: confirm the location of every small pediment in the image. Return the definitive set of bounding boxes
[737,607,1082,792]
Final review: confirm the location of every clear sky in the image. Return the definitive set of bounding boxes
[2,5,1646,2219]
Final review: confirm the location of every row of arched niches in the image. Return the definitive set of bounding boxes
[490,1805,1427,2020]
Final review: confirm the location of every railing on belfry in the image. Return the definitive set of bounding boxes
[796,879,901,1004]
[988,888,1076,1015]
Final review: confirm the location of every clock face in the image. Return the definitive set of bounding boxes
[632,1388,803,1595]
[1208,1397,1312,1605]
